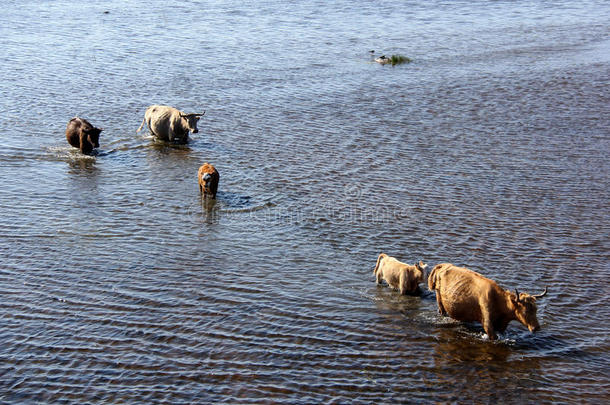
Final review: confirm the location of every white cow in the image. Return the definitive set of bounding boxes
[137,105,204,144]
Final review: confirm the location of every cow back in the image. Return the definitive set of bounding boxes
[198,163,220,197]
[432,264,499,322]
[145,105,190,143]
[65,117,83,148]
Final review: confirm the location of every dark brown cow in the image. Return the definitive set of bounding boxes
[428,263,548,340]
[198,163,219,199]
[65,117,102,155]
[374,253,427,295]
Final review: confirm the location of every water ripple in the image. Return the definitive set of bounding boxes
[0,0,608,403]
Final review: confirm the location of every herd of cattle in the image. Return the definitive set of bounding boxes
[65,104,219,198]
[66,105,548,341]
[375,253,548,340]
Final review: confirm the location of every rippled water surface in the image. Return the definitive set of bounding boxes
[1,0,609,403]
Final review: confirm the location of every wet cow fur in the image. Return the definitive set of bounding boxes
[374,253,427,295]
[427,263,548,340]
[198,163,219,199]
[65,117,102,155]
[137,105,204,144]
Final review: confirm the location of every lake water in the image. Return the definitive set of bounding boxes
[1,0,608,403]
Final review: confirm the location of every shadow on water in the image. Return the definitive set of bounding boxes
[67,157,99,175]
[433,327,514,362]
[191,195,219,224]
[186,190,276,225]
[148,139,193,154]
[427,328,548,402]
[425,310,568,354]
[372,285,428,327]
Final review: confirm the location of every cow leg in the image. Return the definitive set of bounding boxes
[435,292,447,316]
[146,119,153,136]
[375,266,383,284]
[148,121,158,138]
[407,278,415,294]
[482,315,497,340]
[168,128,176,142]
[80,136,93,155]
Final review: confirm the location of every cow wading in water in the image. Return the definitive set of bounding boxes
[374,253,427,295]
[65,117,102,155]
[197,163,219,199]
[428,263,548,340]
[137,105,204,144]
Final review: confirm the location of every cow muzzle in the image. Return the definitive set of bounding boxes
[529,324,540,332]
[192,129,199,134]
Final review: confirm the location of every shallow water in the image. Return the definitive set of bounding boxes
[1,0,609,403]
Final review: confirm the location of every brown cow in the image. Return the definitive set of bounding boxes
[136,105,204,144]
[428,263,548,340]
[374,253,427,295]
[65,117,102,155]
[198,163,219,199]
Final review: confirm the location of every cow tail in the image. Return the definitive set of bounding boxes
[373,253,384,275]
[427,264,440,291]
[136,117,146,133]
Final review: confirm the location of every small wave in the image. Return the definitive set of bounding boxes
[45,146,97,162]
[219,201,275,214]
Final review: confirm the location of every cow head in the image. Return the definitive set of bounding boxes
[180,111,205,134]
[415,261,428,281]
[85,126,102,148]
[79,125,102,154]
[511,287,548,332]
[201,172,213,193]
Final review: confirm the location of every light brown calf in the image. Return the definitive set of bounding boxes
[198,163,219,199]
[374,253,427,295]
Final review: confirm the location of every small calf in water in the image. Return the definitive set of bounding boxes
[65,117,102,155]
[198,163,219,199]
[374,253,427,295]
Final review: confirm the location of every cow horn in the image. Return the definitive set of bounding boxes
[533,286,548,299]
[514,289,520,303]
